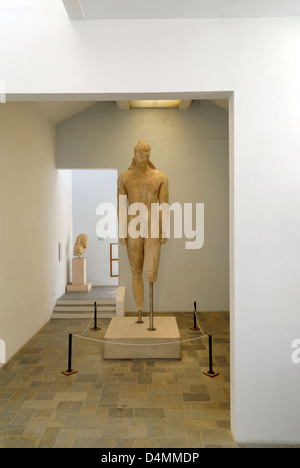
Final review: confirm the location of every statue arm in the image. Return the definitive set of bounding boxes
[158,175,169,244]
[118,174,128,246]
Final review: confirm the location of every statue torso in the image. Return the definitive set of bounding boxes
[121,168,165,208]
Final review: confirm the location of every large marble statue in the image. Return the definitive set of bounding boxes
[74,234,88,257]
[118,140,169,324]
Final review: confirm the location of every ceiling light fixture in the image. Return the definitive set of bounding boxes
[116,100,192,110]
[129,100,181,108]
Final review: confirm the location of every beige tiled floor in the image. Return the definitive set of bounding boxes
[0,312,240,448]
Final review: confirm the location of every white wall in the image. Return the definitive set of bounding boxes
[57,100,229,313]
[72,169,118,286]
[1,10,300,444]
[0,102,72,362]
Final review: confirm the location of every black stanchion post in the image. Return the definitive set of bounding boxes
[91,301,101,331]
[208,335,213,373]
[203,335,219,378]
[190,301,200,331]
[62,334,78,376]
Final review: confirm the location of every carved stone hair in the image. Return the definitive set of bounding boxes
[74,234,88,257]
[128,140,156,170]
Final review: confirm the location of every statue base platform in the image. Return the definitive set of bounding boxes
[66,282,92,293]
[104,317,181,360]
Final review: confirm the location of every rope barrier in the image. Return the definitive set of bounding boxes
[62,307,220,378]
[70,306,208,347]
[71,304,208,347]
[72,332,208,347]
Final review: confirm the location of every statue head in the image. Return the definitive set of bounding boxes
[128,140,156,170]
[74,234,88,257]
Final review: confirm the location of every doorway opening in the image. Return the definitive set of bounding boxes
[54,92,234,443]
[72,169,119,287]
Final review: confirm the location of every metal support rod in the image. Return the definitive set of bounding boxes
[94,302,98,329]
[148,282,156,331]
[91,301,101,331]
[67,334,73,373]
[203,335,219,378]
[62,334,77,376]
[190,301,200,331]
[208,335,213,374]
[136,309,144,324]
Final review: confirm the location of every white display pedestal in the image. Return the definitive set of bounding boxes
[67,257,92,293]
[104,317,181,360]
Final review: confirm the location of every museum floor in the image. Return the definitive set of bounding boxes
[0,312,292,449]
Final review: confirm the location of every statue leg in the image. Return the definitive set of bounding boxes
[144,238,161,283]
[144,238,161,331]
[127,237,145,313]
[132,270,144,311]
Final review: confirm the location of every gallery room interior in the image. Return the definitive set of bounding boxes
[0,0,300,449]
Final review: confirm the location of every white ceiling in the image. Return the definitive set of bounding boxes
[5,0,279,120]
[34,100,228,124]
[63,0,300,20]
[34,101,97,124]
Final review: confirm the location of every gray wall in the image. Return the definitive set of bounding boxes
[72,169,119,286]
[56,100,229,312]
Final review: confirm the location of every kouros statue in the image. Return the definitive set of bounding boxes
[118,140,169,329]
[74,234,89,257]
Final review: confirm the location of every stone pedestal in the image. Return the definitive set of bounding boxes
[67,257,92,293]
[104,317,181,360]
